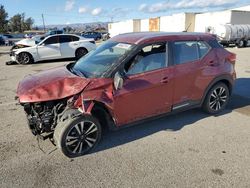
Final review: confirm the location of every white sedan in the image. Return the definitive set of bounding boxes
[10,34,96,64]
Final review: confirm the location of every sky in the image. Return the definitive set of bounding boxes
[1,0,250,26]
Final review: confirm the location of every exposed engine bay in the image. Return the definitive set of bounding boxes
[23,99,68,137]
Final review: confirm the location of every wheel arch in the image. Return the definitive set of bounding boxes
[90,101,116,131]
[75,47,88,55]
[16,51,34,63]
[201,74,234,105]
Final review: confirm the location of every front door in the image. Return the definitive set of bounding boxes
[113,43,174,126]
[37,36,61,60]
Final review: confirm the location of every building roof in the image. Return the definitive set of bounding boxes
[110,32,214,44]
[231,5,250,11]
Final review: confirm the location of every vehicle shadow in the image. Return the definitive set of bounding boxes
[35,58,76,65]
[6,58,75,66]
[92,77,250,154]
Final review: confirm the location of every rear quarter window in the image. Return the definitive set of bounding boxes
[71,36,79,41]
[198,41,211,58]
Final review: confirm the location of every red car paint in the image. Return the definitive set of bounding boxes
[17,66,90,103]
[17,32,236,127]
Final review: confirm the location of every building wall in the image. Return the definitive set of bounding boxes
[185,13,196,32]
[141,19,149,31]
[160,13,186,32]
[133,19,141,32]
[194,11,232,32]
[149,17,160,31]
[108,20,134,37]
[231,11,250,24]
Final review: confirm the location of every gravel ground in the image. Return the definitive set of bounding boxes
[0,47,250,188]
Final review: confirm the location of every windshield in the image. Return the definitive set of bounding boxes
[72,41,134,78]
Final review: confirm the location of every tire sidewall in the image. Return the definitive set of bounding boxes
[203,83,230,114]
[55,114,102,158]
[18,52,33,64]
[76,48,87,60]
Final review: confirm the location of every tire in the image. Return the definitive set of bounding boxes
[54,114,102,158]
[202,82,230,114]
[237,40,244,48]
[75,48,88,60]
[243,40,248,47]
[17,52,33,64]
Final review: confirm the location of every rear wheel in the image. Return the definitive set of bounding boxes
[243,40,248,47]
[237,40,244,48]
[17,52,33,64]
[75,48,88,60]
[202,83,230,114]
[54,114,102,158]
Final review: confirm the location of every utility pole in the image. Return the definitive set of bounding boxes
[42,14,46,32]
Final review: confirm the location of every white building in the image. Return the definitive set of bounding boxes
[194,8,250,33]
[160,13,195,32]
[108,5,250,37]
[108,19,140,38]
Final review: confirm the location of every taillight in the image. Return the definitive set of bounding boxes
[227,52,236,64]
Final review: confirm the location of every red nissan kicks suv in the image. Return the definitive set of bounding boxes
[16,32,236,157]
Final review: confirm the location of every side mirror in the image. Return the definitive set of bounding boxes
[114,72,124,90]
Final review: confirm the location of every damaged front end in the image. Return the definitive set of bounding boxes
[22,99,69,139]
[16,65,91,139]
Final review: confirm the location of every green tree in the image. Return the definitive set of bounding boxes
[24,17,34,30]
[9,14,22,32]
[0,5,8,33]
[8,13,34,32]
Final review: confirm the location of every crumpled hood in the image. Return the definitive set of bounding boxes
[17,65,90,103]
[15,38,36,47]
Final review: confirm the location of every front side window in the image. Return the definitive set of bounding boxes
[126,43,167,75]
[43,36,59,45]
[173,41,199,65]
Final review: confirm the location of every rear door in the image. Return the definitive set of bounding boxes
[59,35,79,58]
[37,36,61,60]
[172,40,211,109]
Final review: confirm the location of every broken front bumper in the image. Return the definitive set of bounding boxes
[10,51,17,62]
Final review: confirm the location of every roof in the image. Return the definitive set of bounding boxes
[110,32,214,45]
[231,5,250,11]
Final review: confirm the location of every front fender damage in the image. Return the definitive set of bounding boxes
[73,82,117,124]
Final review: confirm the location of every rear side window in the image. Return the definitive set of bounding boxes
[173,41,199,65]
[59,35,72,43]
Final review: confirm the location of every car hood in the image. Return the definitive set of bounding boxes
[15,38,36,47]
[17,65,90,103]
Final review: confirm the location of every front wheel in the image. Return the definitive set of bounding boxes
[54,114,102,158]
[202,83,230,114]
[17,52,33,64]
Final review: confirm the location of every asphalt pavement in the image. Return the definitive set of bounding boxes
[0,47,250,188]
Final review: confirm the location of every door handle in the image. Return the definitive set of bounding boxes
[161,76,169,83]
